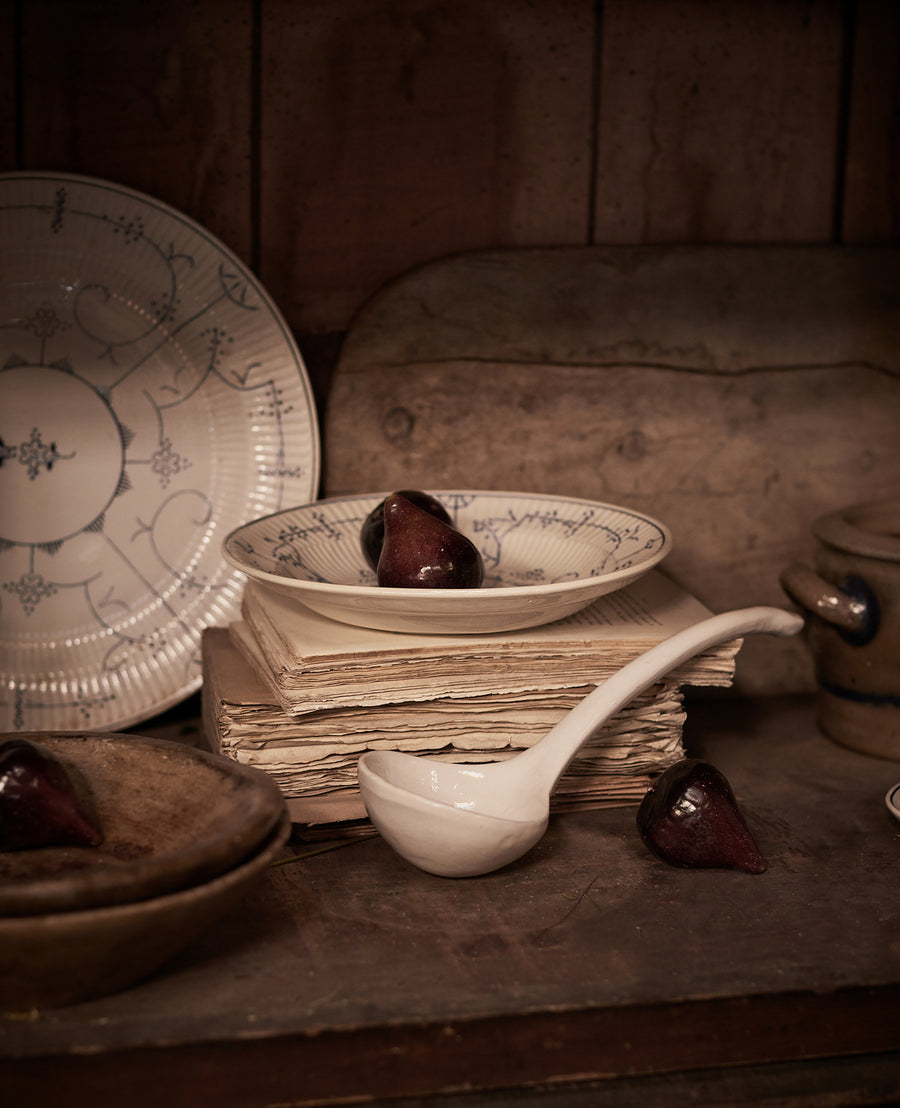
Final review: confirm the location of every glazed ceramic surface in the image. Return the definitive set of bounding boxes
[886,782,900,824]
[223,491,672,634]
[781,496,900,760]
[0,173,319,731]
[0,811,290,1012]
[358,607,803,877]
[0,732,286,916]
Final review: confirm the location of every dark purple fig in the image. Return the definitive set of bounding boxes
[377,493,484,589]
[0,738,103,851]
[637,758,765,873]
[361,489,453,570]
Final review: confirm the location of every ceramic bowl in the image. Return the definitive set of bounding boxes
[222,490,672,634]
[0,812,290,1011]
[887,782,900,824]
[0,732,286,916]
[781,495,900,761]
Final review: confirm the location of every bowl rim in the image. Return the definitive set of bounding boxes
[813,495,900,563]
[222,490,673,600]
[0,731,286,917]
[887,781,900,823]
[0,811,291,930]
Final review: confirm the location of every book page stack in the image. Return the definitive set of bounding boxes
[202,571,741,828]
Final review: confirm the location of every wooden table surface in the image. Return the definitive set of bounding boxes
[3,694,900,1107]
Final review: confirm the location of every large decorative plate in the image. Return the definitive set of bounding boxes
[0,173,319,731]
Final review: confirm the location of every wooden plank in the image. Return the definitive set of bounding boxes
[258,0,595,334]
[0,0,16,171]
[842,0,900,241]
[322,246,900,695]
[2,697,899,1106]
[19,0,255,266]
[4,996,900,1107]
[593,0,845,243]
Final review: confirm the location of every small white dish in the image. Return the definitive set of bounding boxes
[886,782,900,824]
[223,490,672,634]
[0,173,319,732]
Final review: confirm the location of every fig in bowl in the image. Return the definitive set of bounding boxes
[376,492,484,589]
[361,489,453,571]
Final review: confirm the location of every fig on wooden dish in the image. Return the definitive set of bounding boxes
[0,737,103,852]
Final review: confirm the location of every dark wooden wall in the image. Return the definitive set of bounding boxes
[3,0,898,404]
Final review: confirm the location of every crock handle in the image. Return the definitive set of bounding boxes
[779,563,869,635]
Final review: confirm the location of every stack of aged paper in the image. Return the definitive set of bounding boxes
[203,571,741,827]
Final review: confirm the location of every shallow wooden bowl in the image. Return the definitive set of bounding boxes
[0,812,290,1011]
[0,731,286,916]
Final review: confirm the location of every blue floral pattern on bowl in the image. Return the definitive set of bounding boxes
[224,491,671,635]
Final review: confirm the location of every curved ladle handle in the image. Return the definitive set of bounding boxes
[515,606,804,793]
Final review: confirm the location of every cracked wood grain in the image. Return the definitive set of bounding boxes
[325,247,900,694]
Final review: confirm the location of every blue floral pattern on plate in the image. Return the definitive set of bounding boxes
[0,173,319,730]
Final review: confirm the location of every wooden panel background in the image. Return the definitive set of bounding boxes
[13,0,255,265]
[4,0,898,355]
[593,0,845,242]
[259,0,596,334]
[0,3,12,163]
[1,0,898,589]
[842,0,900,240]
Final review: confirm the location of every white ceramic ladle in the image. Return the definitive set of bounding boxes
[357,606,804,878]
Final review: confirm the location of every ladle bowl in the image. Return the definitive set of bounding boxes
[357,606,804,877]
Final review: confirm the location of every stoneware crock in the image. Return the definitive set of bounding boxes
[781,496,900,760]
